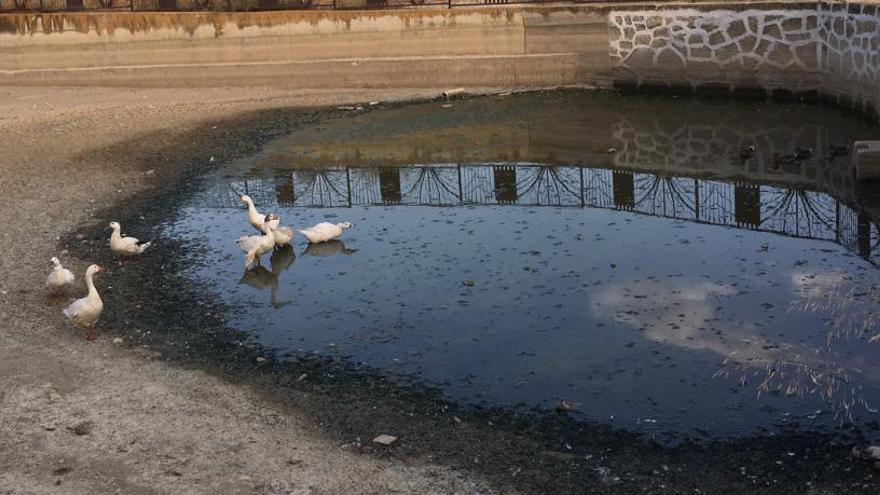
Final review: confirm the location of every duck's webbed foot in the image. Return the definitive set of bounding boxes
[85,328,98,341]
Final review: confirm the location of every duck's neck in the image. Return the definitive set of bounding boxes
[111,228,121,242]
[247,201,259,216]
[85,272,100,300]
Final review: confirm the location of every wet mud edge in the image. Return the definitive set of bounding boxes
[60,90,880,493]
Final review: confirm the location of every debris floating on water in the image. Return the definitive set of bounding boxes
[442,87,465,98]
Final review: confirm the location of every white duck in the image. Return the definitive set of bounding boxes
[109,221,151,259]
[240,195,270,233]
[236,214,278,269]
[46,256,75,295]
[298,222,352,244]
[267,216,294,248]
[63,264,104,341]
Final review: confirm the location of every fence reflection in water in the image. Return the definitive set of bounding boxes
[204,163,880,261]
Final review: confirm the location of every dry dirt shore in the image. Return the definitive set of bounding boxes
[0,86,495,494]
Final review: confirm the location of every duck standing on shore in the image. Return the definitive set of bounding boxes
[46,256,75,295]
[63,264,105,341]
[298,222,352,244]
[109,221,151,261]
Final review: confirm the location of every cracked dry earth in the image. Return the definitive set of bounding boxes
[0,86,495,494]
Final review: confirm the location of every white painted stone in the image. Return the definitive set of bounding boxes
[372,434,398,446]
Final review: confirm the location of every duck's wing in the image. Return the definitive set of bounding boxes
[63,297,87,320]
[236,235,261,253]
[119,235,141,247]
[48,269,75,287]
[273,227,294,243]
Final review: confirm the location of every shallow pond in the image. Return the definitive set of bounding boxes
[164,92,880,444]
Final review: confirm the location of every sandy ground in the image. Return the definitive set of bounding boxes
[0,86,497,494]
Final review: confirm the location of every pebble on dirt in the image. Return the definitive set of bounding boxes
[71,420,94,436]
[372,434,397,446]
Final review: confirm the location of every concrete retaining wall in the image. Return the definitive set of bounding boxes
[0,8,613,88]
[0,2,878,116]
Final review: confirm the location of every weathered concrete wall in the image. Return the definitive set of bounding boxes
[0,2,878,117]
[0,8,613,88]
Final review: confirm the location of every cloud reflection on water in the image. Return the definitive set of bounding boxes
[593,273,880,421]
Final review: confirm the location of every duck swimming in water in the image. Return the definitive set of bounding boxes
[236,214,278,269]
[298,222,352,244]
[239,195,271,233]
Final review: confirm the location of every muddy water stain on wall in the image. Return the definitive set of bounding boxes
[0,9,521,36]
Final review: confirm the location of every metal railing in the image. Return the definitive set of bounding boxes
[0,0,596,12]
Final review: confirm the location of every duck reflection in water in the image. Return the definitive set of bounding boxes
[239,244,296,308]
[302,240,357,257]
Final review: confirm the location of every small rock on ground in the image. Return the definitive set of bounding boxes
[373,434,397,446]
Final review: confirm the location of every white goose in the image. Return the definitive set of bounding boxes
[109,221,151,259]
[298,222,352,244]
[236,214,278,269]
[63,264,105,341]
[240,195,270,233]
[46,256,75,295]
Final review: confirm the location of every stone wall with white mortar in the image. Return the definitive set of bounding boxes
[609,1,880,115]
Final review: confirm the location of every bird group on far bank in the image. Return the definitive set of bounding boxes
[49,195,352,340]
[739,143,849,169]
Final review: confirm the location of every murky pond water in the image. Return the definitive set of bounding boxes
[164,92,880,443]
